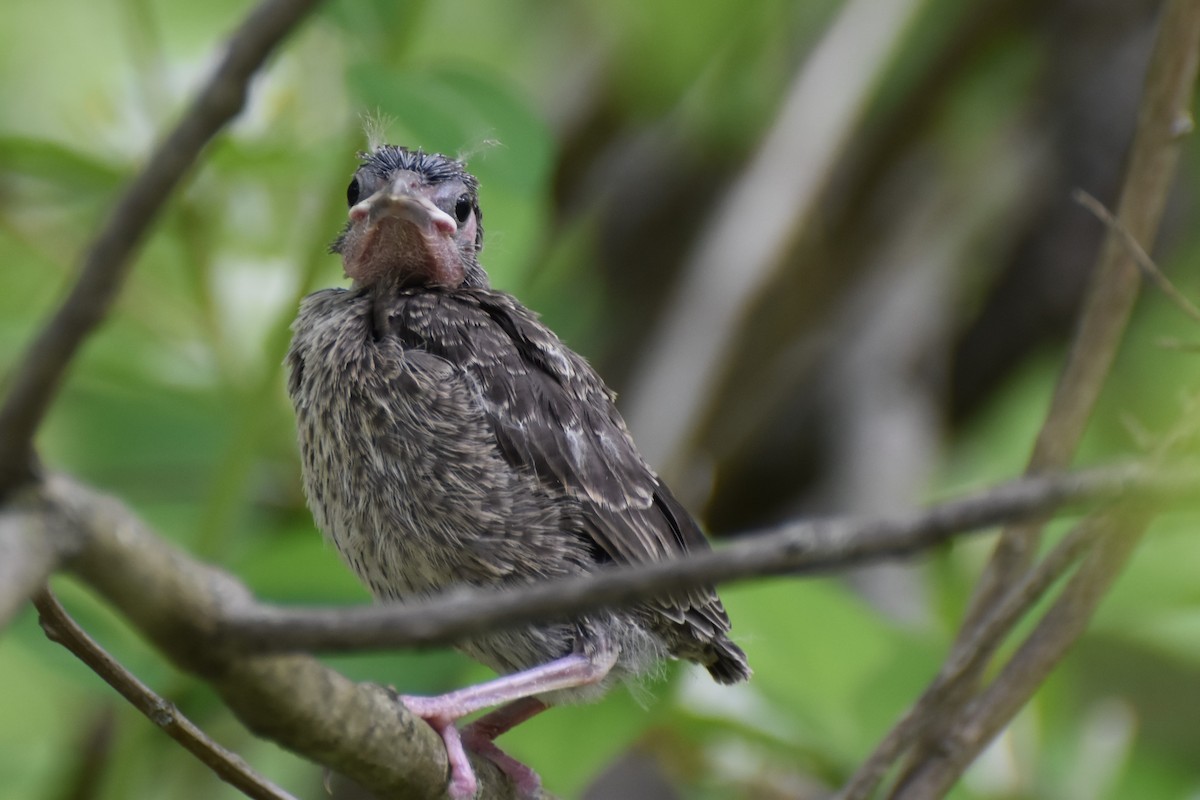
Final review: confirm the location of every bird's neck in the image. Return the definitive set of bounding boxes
[356,261,491,339]
[352,258,489,295]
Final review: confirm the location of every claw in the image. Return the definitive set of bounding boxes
[402,705,479,799]
[461,726,542,798]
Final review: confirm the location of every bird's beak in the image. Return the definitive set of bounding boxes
[349,179,457,238]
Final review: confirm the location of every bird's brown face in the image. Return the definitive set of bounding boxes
[334,147,483,290]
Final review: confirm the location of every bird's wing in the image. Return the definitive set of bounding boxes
[388,290,730,633]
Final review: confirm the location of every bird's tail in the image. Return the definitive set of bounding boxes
[704,637,752,684]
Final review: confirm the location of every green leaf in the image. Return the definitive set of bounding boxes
[0,135,125,192]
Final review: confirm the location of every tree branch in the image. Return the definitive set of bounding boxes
[964,0,1200,630]
[0,485,80,628]
[34,589,299,800]
[1073,188,1200,325]
[11,462,1180,651]
[3,458,1188,798]
[877,2,1200,793]
[838,512,1100,800]
[44,475,538,800]
[890,503,1153,798]
[0,0,322,494]
[179,463,1195,653]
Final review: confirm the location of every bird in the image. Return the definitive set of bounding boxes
[286,144,749,799]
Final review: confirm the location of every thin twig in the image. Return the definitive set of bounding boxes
[15,460,1190,799]
[34,589,299,800]
[1073,188,1200,324]
[10,462,1184,655]
[0,0,322,494]
[889,365,1200,798]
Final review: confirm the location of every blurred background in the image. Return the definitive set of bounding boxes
[2,0,1200,797]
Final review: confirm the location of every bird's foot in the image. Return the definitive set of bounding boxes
[394,654,611,798]
[398,700,480,799]
[399,693,546,799]
[462,723,542,799]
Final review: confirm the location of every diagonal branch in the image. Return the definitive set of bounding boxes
[7,461,1186,648]
[34,589,299,800]
[838,512,1101,799]
[1073,188,1200,324]
[963,0,1200,631]
[889,503,1154,798]
[0,0,323,495]
[875,2,1200,793]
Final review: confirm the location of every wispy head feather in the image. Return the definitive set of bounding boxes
[360,110,395,154]
[456,136,503,164]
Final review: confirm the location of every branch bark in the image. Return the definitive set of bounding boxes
[44,474,535,800]
[0,0,322,494]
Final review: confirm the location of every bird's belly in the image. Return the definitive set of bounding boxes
[302,423,473,598]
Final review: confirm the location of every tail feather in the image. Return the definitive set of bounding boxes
[704,637,751,684]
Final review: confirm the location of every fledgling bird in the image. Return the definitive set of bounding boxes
[287,145,749,799]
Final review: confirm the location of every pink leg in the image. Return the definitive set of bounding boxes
[401,649,617,799]
[401,649,616,719]
[465,696,548,740]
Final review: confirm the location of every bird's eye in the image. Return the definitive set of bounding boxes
[454,195,473,223]
[346,178,361,207]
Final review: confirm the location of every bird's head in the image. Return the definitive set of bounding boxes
[333,146,486,290]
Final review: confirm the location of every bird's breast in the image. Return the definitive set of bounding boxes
[286,290,508,598]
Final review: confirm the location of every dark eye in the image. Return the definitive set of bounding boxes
[346,177,361,207]
[454,194,473,223]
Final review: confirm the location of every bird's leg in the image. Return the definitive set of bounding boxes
[401,646,617,799]
[401,648,617,719]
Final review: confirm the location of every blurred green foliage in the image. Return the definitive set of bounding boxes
[2,0,1200,798]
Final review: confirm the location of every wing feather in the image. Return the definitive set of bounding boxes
[386,288,746,678]
[388,291,698,558]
